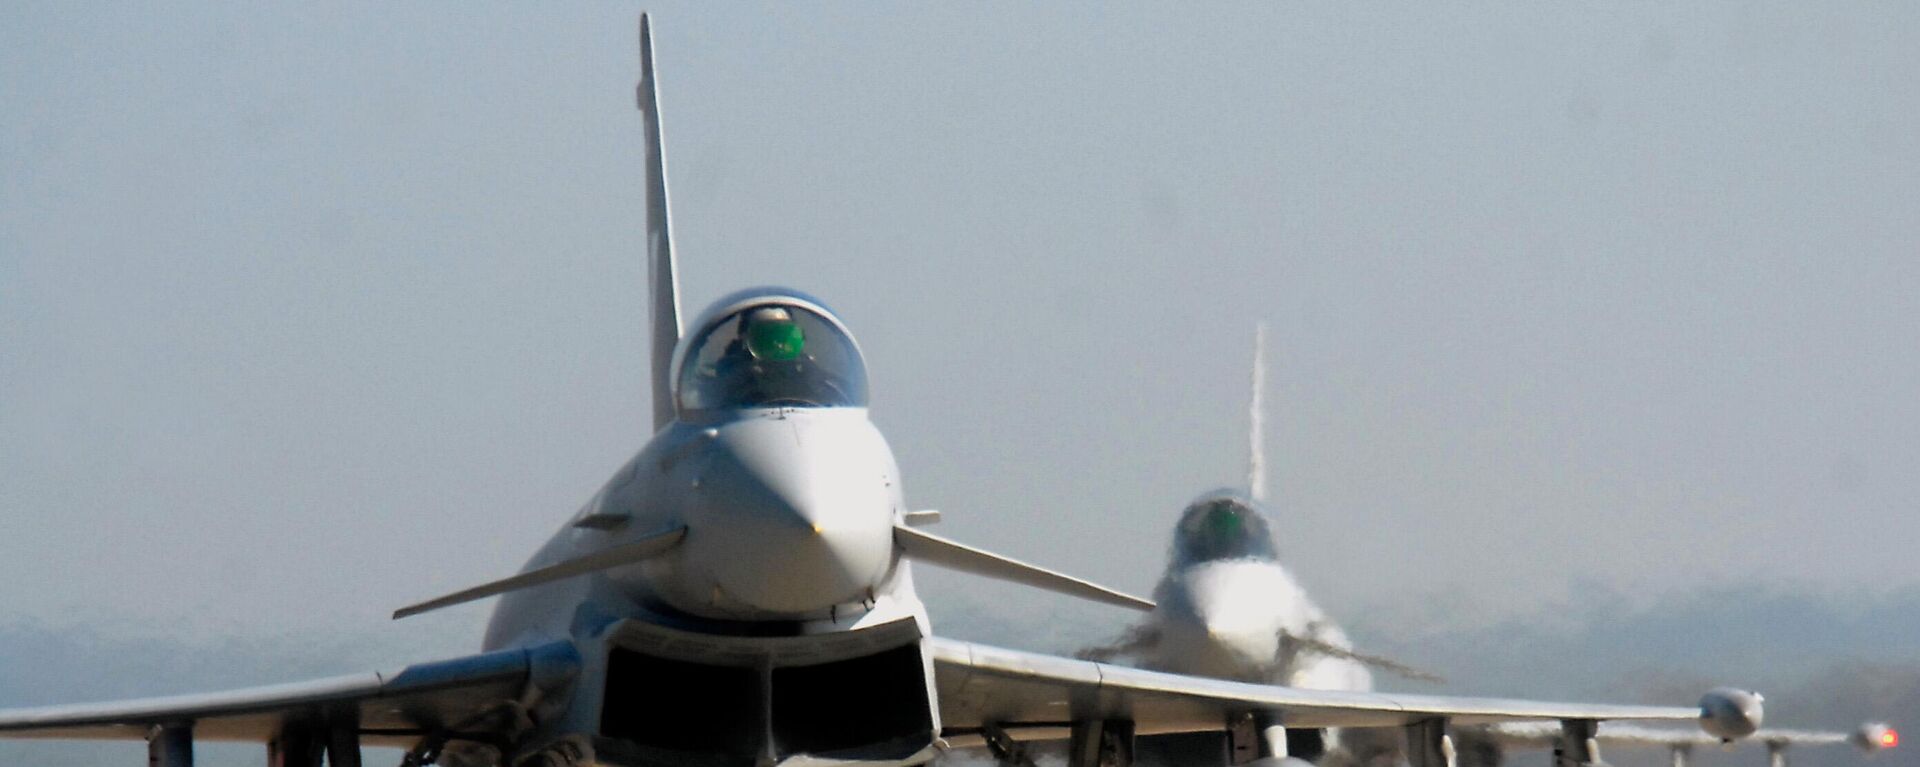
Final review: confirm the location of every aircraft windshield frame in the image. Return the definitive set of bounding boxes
[1171,494,1278,565]
[676,301,870,414]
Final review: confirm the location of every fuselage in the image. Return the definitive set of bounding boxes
[1110,490,1377,764]
[481,408,919,648]
[1135,490,1373,694]
[1151,558,1370,693]
[473,289,941,767]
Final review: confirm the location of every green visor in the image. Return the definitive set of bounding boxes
[746,318,805,361]
[1206,504,1243,543]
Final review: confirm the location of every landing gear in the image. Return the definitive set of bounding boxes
[268,718,359,767]
[1766,741,1790,767]
[1405,719,1457,767]
[1553,720,1606,767]
[983,724,1039,767]
[1229,711,1306,767]
[147,722,192,767]
[1069,720,1135,767]
[325,716,362,767]
[269,725,321,767]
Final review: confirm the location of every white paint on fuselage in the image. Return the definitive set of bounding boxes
[1152,559,1288,680]
[1146,558,1373,693]
[650,408,900,618]
[481,406,918,652]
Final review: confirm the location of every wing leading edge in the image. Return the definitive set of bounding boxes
[1481,720,1895,752]
[0,636,1726,753]
[932,638,1702,738]
[0,642,578,746]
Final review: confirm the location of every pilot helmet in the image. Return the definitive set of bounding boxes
[743,306,805,361]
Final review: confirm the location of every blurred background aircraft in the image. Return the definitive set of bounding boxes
[1078,326,1899,767]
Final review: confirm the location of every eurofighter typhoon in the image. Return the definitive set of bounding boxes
[0,16,1773,767]
[1083,329,1892,767]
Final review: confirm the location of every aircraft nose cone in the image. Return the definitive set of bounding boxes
[1163,561,1290,674]
[688,415,897,617]
[1197,615,1278,665]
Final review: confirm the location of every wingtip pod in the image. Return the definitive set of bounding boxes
[1850,723,1898,754]
[1699,688,1765,741]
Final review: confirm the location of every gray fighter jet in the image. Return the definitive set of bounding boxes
[1079,325,1448,767]
[1082,328,1892,767]
[1082,326,1417,691]
[0,16,1769,767]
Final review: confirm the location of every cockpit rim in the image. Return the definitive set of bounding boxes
[668,287,868,414]
[1171,487,1280,565]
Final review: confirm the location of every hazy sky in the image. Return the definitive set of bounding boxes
[2,3,1917,764]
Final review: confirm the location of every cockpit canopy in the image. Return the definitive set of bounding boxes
[676,296,870,414]
[1171,491,1278,565]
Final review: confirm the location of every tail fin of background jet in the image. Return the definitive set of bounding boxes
[1247,322,1268,503]
[638,14,683,432]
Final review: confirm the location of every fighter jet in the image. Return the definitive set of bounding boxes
[1082,326,1425,685]
[1079,325,1444,766]
[1081,328,1893,767]
[0,16,1770,767]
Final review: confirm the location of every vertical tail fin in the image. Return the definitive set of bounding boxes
[1247,322,1268,503]
[638,14,683,432]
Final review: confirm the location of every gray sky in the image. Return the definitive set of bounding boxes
[2,3,1917,763]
